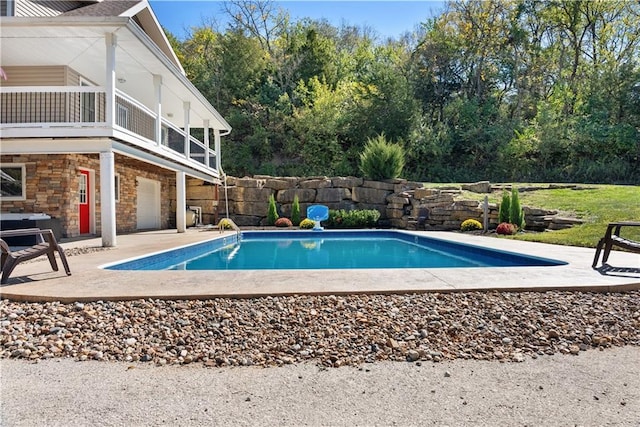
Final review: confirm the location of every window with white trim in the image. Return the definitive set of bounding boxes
[0,164,26,200]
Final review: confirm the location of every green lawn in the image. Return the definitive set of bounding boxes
[443,184,640,248]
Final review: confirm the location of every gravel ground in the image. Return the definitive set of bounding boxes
[2,292,639,366]
[1,291,639,425]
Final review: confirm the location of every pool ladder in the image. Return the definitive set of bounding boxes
[219,217,241,241]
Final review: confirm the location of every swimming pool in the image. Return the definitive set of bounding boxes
[103,230,566,271]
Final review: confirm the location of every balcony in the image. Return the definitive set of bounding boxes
[0,86,218,174]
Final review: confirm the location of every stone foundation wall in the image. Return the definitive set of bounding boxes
[221,175,581,231]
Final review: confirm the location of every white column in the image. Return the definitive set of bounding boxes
[176,171,186,233]
[100,151,117,247]
[153,74,162,146]
[214,129,221,172]
[105,33,117,128]
[183,101,190,158]
[203,119,210,168]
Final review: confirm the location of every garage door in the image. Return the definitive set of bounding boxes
[136,177,161,230]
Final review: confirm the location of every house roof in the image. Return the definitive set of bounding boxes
[61,0,142,18]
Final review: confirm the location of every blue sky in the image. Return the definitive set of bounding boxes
[149,1,445,40]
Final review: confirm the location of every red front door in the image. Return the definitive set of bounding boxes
[79,170,90,234]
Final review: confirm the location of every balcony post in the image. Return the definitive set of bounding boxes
[105,33,117,128]
[100,151,117,247]
[153,74,162,146]
[214,129,221,172]
[203,119,210,168]
[176,171,187,233]
[183,101,190,158]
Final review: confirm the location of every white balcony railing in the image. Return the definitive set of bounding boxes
[0,86,218,173]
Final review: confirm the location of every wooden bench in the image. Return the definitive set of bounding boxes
[592,222,640,269]
[0,228,71,284]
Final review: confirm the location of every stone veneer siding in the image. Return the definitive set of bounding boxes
[1,153,177,237]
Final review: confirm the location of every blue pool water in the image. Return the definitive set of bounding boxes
[103,231,566,271]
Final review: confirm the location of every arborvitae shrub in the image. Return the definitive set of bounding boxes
[267,194,279,225]
[359,133,405,180]
[291,195,301,226]
[498,191,511,224]
[510,187,525,229]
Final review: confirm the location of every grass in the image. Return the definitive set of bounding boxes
[443,184,640,248]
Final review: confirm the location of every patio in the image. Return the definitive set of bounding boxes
[1,229,638,302]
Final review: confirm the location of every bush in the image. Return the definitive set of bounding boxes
[359,133,405,180]
[274,217,292,227]
[291,195,301,226]
[299,218,315,229]
[509,187,525,229]
[218,218,233,230]
[326,209,380,229]
[498,191,510,224]
[461,219,482,232]
[266,194,279,226]
[496,222,517,235]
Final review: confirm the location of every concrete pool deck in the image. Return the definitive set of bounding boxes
[1,229,639,302]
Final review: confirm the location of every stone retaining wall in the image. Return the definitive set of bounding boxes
[220,176,583,231]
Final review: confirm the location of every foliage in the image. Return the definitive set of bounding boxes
[509,188,525,230]
[498,191,511,224]
[171,0,640,184]
[299,218,316,229]
[435,184,640,248]
[266,194,279,225]
[460,219,482,232]
[359,134,405,180]
[326,209,380,229]
[218,218,233,230]
[496,222,517,236]
[291,195,301,226]
[274,217,293,227]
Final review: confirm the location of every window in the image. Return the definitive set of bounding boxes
[114,174,120,203]
[0,164,26,200]
[1,1,15,17]
[79,173,87,204]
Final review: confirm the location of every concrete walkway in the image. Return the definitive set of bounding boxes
[1,229,638,302]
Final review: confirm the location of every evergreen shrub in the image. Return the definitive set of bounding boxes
[359,133,405,180]
[498,191,510,224]
[291,195,301,226]
[267,194,279,226]
[509,187,525,229]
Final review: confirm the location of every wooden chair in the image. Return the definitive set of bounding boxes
[0,228,71,284]
[592,222,640,269]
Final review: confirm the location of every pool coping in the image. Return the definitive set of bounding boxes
[1,229,639,302]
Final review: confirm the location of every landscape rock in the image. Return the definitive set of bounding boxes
[1,291,638,368]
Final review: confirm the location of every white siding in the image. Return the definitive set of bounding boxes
[15,0,83,17]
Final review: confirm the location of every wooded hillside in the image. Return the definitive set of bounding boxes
[167,0,640,184]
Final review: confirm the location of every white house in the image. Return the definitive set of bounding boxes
[0,0,232,246]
